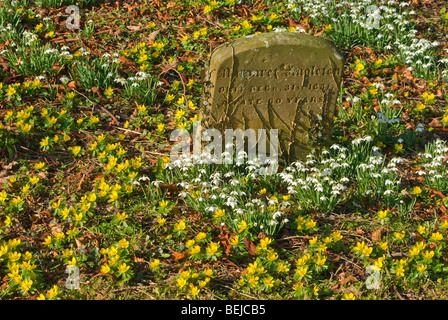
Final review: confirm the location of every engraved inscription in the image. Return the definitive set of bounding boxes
[205,32,344,162]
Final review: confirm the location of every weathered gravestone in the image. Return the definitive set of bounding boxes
[203,31,344,163]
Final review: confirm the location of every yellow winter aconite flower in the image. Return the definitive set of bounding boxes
[46,285,58,299]
[73,211,83,222]
[342,292,356,300]
[408,246,420,256]
[422,250,434,259]
[157,123,165,132]
[417,225,426,235]
[186,239,195,247]
[117,238,129,249]
[29,176,40,184]
[295,266,308,278]
[374,256,386,269]
[417,264,427,272]
[314,254,327,266]
[9,251,21,262]
[189,245,201,255]
[177,277,187,288]
[355,62,364,72]
[174,220,186,231]
[267,251,278,262]
[101,264,110,273]
[394,264,405,277]
[206,242,219,256]
[43,236,52,245]
[118,263,130,273]
[263,276,275,288]
[35,162,45,170]
[104,87,114,96]
[6,86,16,96]
[67,257,77,266]
[21,123,32,132]
[229,235,239,246]
[149,259,160,268]
[353,241,372,257]
[12,196,22,204]
[430,232,443,241]
[237,220,247,233]
[276,262,289,273]
[331,231,343,242]
[394,231,405,240]
[195,232,206,241]
[213,208,225,218]
[258,237,272,251]
[62,249,73,258]
[108,191,119,202]
[159,200,169,208]
[71,146,81,155]
[4,216,11,227]
[117,212,128,221]
[54,232,65,240]
[20,279,33,292]
[416,103,426,111]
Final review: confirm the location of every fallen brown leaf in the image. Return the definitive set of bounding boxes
[340,275,358,285]
[244,237,257,256]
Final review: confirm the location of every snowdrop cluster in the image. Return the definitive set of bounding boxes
[288,0,441,78]
[416,139,448,193]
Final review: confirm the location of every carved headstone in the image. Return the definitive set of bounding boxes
[203,32,344,163]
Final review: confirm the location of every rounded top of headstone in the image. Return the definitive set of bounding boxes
[210,31,344,62]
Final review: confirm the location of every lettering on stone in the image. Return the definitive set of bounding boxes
[203,32,344,163]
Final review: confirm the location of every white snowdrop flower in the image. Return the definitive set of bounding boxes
[234,208,244,215]
[224,172,235,178]
[132,181,140,186]
[179,191,187,198]
[210,195,218,200]
[152,180,164,187]
[272,211,283,220]
[384,189,394,195]
[269,220,278,226]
